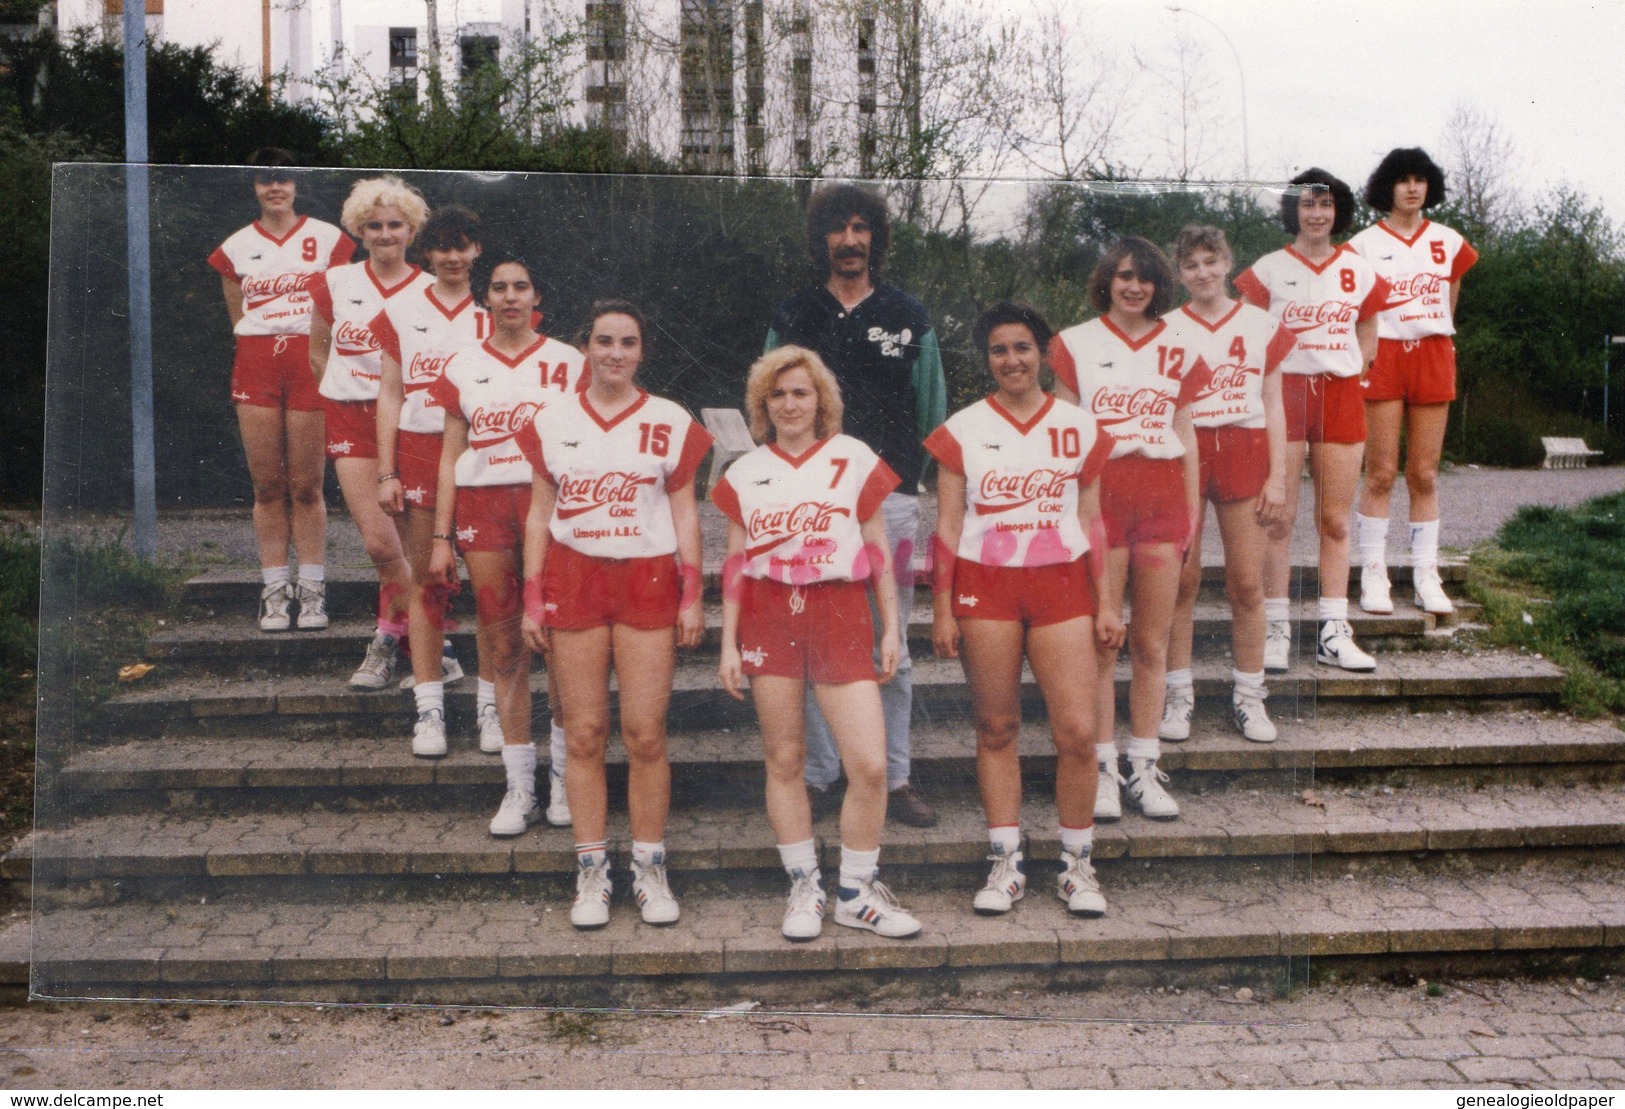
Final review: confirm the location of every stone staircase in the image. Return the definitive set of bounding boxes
[6,556,1624,1005]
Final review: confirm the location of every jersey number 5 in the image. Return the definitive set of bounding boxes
[638,423,671,456]
[1430,241,1446,264]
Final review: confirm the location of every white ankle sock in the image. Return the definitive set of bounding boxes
[839,845,881,888]
[1357,514,1389,566]
[777,838,819,880]
[631,840,665,868]
[413,681,444,715]
[1410,519,1440,565]
[262,565,290,587]
[1126,735,1160,762]
[1165,667,1193,691]
[1318,597,1348,622]
[297,564,325,584]
[988,825,1021,856]
[477,678,496,710]
[1264,597,1290,624]
[500,743,536,792]
[1096,742,1118,767]
[1059,824,1093,858]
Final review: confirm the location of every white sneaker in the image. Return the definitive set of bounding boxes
[1412,563,1455,616]
[488,788,539,837]
[400,641,464,690]
[348,631,398,690]
[259,580,292,632]
[1317,619,1376,671]
[295,578,328,630]
[477,703,504,754]
[1125,757,1181,820]
[781,873,826,941]
[571,860,612,929]
[972,850,1026,915]
[1360,561,1394,614]
[1232,687,1279,743]
[834,877,921,938]
[1159,683,1194,742]
[631,859,681,925]
[1263,619,1291,672]
[411,708,447,758]
[1095,761,1123,823]
[1056,851,1107,917]
[545,769,572,827]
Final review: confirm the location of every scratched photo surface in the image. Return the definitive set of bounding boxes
[35,164,1329,1007]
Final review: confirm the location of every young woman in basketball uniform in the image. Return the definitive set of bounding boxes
[1050,237,1202,824]
[1234,170,1391,674]
[1350,148,1478,617]
[1158,226,1296,745]
[925,301,1114,918]
[714,346,922,943]
[307,175,429,690]
[209,148,354,632]
[515,300,712,930]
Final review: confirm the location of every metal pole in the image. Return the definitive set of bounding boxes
[1166,5,1250,180]
[125,2,156,561]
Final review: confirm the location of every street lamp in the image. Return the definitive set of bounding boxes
[1166,5,1250,181]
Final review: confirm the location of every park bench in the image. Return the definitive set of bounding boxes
[701,407,758,490]
[1540,436,1604,469]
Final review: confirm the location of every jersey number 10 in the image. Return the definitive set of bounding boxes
[1047,427,1081,458]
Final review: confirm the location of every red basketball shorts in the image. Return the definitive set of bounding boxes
[1283,373,1366,444]
[231,334,319,411]
[395,430,444,511]
[1099,456,1189,549]
[542,543,679,631]
[738,577,877,684]
[454,482,530,554]
[322,398,378,460]
[1195,425,1268,504]
[950,556,1095,626]
[1364,335,1457,405]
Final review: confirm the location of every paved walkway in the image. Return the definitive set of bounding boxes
[2,976,1621,1087]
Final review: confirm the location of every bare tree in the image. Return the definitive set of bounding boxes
[1136,26,1226,182]
[1007,0,1135,181]
[1440,100,1522,239]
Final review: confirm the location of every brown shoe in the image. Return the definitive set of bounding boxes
[807,782,843,822]
[888,784,938,828]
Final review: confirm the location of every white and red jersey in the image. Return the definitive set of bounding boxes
[310,261,423,403]
[1049,316,1205,460]
[1160,302,1297,429]
[515,391,713,560]
[1348,219,1478,340]
[924,393,1112,567]
[426,334,587,488]
[712,435,899,584]
[208,217,354,337]
[1234,245,1390,378]
[372,282,491,434]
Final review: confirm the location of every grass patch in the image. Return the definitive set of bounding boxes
[1468,491,1625,717]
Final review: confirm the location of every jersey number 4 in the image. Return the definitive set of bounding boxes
[638,422,671,456]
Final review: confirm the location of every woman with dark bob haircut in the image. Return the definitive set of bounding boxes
[1235,169,1390,676]
[1050,237,1199,825]
[1348,148,1477,620]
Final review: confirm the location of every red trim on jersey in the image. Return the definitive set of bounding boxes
[1047,335,1079,395]
[1264,323,1297,374]
[1374,218,1431,248]
[366,261,422,298]
[251,215,309,247]
[710,474,742,525]
[426,366,461,417]
[580,388,650,433]
[514,419,545,481]
[986,392,1055,435]
[1177,301,1242,334]
[1233,270,1268,309]
[1283,244,1344,275]
[308,272,335,324]
[767,436,832,469]
[425,286,475,321]
[1358,276,1393,321]
[856,459,902,521]
[1176,357,1211,407]
[206,245,236,281]
[1452,241,1480,280]
[667,421,715,492]
[479,334,548,370]
[922,424,963,476]
[329,236,356,267]
[371,310,400,363]
[1079,420,1114,487]
[1099,315,1166,352]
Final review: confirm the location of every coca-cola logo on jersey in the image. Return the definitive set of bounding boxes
[333,320,377,354]
[978,469,1071,506]
[241,272,311,304]
[407,352,451,381]
[470,401,542,439]
[1280,300,1356,328]
[1090,386,1171,417]
[1197,363,1253,395]
[1386,273,1444,300]
[747,502,852,542]
[556,472,657,516]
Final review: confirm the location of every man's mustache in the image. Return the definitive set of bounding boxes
[834,246,868,259]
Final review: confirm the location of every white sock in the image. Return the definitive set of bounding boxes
[575,842,607,870]
[1318,597,1348,622]
[631,840,665,868]
[499,742,537,793]
[988,825,1021,856]
[262,565,290,586]
[1126,735,1160,762]
[839,845,881,888]
[413,680,444,716]
[1165,667,1193,692]
[477,678,497,711]
[1233,668,1267,697]
[550,721,567,778]
[777,838,819,881]
[1264,597,1290,624]
[1410,519,1440,565]
[297,564,325,584]
[1357,514,1389,566]
[1059,824,1093,858]
[1096,742,1118,767]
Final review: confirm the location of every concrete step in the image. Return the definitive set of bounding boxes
[13,780,1624,888]
[95,649,1567,736]
[43,707,1625,802]
[20,853,1624,1002]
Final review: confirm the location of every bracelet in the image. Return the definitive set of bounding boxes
[432,533,454,542]
[377,472,400,484]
